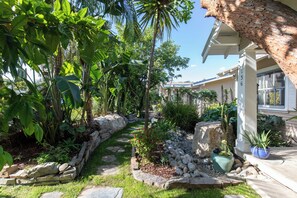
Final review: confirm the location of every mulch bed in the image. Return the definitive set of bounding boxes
[141,163,176,179]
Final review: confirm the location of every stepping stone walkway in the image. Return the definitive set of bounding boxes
[40,191,63,198]
[116,137,130,143]
[97,165,120,176]
[102,155,117,163]
[121,133,134,138]
[78,186,123,198]
[106,146,125,153]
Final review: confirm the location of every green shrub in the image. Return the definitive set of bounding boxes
[257,114,288,147]
[36,139,80,164]
[131,119,174,162]
[162,102,199,132]
[200,103,221,122]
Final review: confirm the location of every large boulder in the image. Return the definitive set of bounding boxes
[92,114,128,136]
[192,122,224,158]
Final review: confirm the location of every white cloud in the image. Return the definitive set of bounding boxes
[219,66,226,71]
[190,64,198,67]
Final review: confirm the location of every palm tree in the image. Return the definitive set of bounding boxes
[135,0,194,134]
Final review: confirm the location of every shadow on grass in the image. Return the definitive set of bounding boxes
[0,194,15,198]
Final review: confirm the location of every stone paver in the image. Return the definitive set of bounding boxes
[40,191,63,198]
[121,133,134,138]
[224,195,245,198]
[116,137,130,143]
[78,186,123,198]
[106,146,125,153]
[97,165,120,176]
[102,155,117,163]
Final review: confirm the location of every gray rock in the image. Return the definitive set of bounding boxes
[181,154,192,165]
[16,178,36,185]
[165,177,190,189]
[36,175,55,182]
[78,187,123,198]
[116,137,130,143]
[92,114,127,135]
[239,166,259,177]
[187,163,196,172]
[224,195,245,198]
[0,165,18,177]
[26,162,59,178]
[235,167,242,174]
[169,159,177,167]
[202,158,211,165]
[0,178,16,185]
[183,166,188,174]
[40,191,64,198]
[175,167,183,176]
[192,170,201,177]
[59,163,69,173]
[192,122,224,157]
[9,169,28,179]
[183,173,191,178]
[97,165,120,176]
[59,173,76,181]
[102,155,117,163]
[63,167,76,175]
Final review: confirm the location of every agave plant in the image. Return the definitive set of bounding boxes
[243,130,271,149]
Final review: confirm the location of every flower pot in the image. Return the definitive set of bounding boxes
[250,146,270,159]
[211,152,234,173]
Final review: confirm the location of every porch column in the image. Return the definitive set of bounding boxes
[235,49,257,155]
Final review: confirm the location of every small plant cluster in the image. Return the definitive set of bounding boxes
[162,102,199,132]
[243,131,271,149]
[213,140,232,157]
[36,139,80,164]
[257,114,288,147]
[131,119,174,162]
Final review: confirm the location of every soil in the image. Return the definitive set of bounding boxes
[141,162,176,179]
[0,132,44,165]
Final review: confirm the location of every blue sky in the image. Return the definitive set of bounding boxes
[169,0,238,82]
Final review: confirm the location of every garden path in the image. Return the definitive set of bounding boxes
[7,122,258,198]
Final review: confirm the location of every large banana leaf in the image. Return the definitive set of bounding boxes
[55,75,82,107]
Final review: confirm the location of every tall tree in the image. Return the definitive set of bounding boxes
[135,0,194,133]
[201,0,297,87]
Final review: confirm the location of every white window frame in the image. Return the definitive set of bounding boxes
[257,65,290,111]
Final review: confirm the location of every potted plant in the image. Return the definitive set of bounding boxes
[211,140,234,173]
[243,131,271,159]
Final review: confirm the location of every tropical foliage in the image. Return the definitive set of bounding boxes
[0,0,193,169]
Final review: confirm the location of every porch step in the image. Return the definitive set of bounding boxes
[244,147,297,194]
[247,177,297,198]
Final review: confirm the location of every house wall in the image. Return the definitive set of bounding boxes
[199,77,236,103]
[257,57,297,144]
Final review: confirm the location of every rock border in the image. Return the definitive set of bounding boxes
[130,156,243,189]
[0,114,127,186]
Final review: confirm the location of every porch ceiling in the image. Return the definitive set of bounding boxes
[202,20,240,63]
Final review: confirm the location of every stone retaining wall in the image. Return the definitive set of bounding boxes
[0,114,127,186]
[130,156,243,189]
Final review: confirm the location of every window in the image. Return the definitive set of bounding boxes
[257,70,285,108]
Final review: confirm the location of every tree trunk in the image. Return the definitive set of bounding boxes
[144,13,160,134]
[201,0,297,88]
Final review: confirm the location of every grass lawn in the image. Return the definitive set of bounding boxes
[0,122,260,198]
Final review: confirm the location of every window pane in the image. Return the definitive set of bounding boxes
[258,90,265,105]
[275,72,285,88]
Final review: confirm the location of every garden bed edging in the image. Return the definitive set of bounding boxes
[0,114,127,186]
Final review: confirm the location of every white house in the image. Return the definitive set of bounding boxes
[202,20,297,154]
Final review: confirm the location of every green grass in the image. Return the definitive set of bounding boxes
[0,122,260,198]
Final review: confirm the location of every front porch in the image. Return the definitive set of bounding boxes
[244,147,297,197]
[202,20,297,197]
